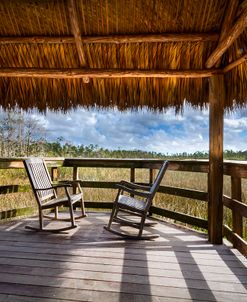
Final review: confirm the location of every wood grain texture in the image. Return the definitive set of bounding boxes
[0,68,221,79]
[215,0,239,67]
[0,212,246,301]
[206,5,247,68]
[231,176,243,237]
[224,53,247,72]
[223,224,247,257]
[68,0,86,67]
[223,195,247,218]
[208,75,225,244]
[0,33,219,44]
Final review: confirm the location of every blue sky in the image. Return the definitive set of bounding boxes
[31,105,247,154]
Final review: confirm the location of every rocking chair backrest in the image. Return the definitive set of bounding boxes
[24,158,55,206]
[150,161,169,197]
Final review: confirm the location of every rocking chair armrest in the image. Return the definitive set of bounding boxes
[119,180,151,191]
[58,180,81,185]
[35,184,72,191]
[58,180,83,193]
[116,184,152,198]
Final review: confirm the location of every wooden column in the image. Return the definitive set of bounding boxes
[208,74,225,244]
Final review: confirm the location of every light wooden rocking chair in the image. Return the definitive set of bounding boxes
[104,161,169,239]
[24,158,86,232]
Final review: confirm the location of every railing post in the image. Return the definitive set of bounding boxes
[149,168,154,186]
[51,167,58,182]
[51,166,59,218]
[73,167,78,194]
[130,167,135,182]
[130,168,135,197]
[231,176,242,238]
[149,168,154,216]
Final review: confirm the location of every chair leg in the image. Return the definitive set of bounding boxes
[25,204,77,233]
[69,202,76,227]
[138,214,147,237]
[107,189,121,229]
[107,203,118,229]
[80,197,87,217]
[39,208,44,230]
[54,206,58,219]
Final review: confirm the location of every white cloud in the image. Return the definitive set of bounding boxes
[18,105,247,154]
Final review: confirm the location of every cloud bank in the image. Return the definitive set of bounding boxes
[32,105,246,154]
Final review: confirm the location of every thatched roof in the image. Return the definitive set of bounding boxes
[0,0,247,111]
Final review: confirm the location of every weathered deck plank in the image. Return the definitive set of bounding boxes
[0,212,246,301]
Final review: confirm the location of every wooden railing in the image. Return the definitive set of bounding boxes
[222,161,247,255]
[0,157,246,255]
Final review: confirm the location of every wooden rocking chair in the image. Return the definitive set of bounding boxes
[24,158,86,232]
[104,161,169,239]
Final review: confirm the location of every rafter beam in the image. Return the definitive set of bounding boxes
[206,5,247,68]
[215,0,239,67]
[0,33,219,45]
[68,0,86,66]
[224,53,247,72]
[219,0,239,42]
[0,67,221,79]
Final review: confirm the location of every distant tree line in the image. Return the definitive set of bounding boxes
[0,108,246,160]
[0,109,46,157]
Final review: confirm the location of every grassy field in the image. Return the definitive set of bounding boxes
[0,166,246,236]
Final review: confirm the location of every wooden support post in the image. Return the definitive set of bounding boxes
[231,176,243,237]
[208,74,225,244]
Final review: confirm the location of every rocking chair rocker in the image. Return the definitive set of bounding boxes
[24,158,86,232]
[104,161,169,239]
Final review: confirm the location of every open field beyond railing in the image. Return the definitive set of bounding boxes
[0,158,246,255]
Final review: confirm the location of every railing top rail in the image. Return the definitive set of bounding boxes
[0,157,64,169]
[0,157,246,177]
[223,161,247,178]
[63,158,210,172]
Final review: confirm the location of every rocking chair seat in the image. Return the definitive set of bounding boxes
[118,195,147,212]
[41,193,83,210]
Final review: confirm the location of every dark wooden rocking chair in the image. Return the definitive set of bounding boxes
[24,158,87,232]
[104,161,169,239]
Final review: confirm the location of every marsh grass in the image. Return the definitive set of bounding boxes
[0,167,246,234]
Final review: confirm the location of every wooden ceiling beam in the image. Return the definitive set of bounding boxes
[68,0,86,67]
[206,5,247,68]
[215,0,239,67]
[0,67,221,79]
[0,33,219,45]
[224,53,247,72]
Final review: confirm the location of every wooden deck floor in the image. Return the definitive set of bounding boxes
[0,212,246,302]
